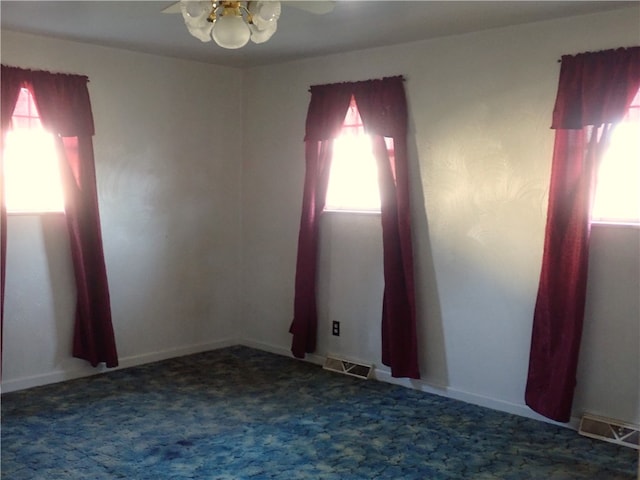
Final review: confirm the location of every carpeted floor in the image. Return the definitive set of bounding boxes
[1,346,637,479]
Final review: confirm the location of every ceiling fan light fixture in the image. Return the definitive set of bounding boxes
[178,0,286,49]
[182,0,211,19]
[249,20,277,44]
[212,13,251,49]
[180,0,214,42]
[249,1,281,28]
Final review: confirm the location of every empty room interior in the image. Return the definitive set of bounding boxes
[1,1,639,478]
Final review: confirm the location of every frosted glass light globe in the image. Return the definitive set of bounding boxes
[183,0,210,18]
[212,15,251,49]
[255,1,281,23]
[249,21,277,44]
[180,0,214,42]
[250,1,281,30]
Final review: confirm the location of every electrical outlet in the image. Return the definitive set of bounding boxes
[332,321,340,336]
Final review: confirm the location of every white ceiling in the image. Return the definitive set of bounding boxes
[1,1,636,68]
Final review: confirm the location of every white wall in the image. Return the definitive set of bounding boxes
[316,213,385,366]
[1,32,244,390]
[576,225,640,424]
[241,7,640,425]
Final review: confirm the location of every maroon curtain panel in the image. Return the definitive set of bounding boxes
[525,47,640,422]
[290,76,420,379]
[0,65,118,368]
[290,83,352,358]
[0,67,23,375]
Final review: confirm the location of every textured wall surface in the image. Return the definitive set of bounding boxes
[241,7,640,424]
[2,32,243,388]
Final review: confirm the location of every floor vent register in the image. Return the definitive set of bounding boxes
[323,356,372,380]
[579,413,639,450]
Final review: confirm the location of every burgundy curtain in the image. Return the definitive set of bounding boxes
[0,68,23,374]
[525,47,640,422]
[1,65,118,368]
[290,76,420,379]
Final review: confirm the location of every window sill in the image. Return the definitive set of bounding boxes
[7,210,65,217]
[590,220,640,229]
[323,209,381,216]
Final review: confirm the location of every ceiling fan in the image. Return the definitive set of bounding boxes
[163,1,335,49]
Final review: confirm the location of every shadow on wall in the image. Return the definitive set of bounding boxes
[416,98,551,402]
[575,225,640,425]
[314,126,449,388]
[407,126,449,389]
[42,214,77,370]
[3,214,77,380]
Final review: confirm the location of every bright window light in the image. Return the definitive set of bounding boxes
[591,89,640,225]
[324,99,381,213]
[3,88,65,214]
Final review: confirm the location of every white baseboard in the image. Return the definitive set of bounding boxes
[1,337,239,394]
[239,338,327,366]
[372,367,580,430]
[238,340,579,429]
[1,338,580,430]
[116,337,239,370]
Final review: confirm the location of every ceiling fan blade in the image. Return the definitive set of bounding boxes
[162,2,182,14]
[285,1,335,15]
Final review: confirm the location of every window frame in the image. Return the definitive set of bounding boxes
[3,87,65,216]
[589,88,640,227]
[323,98,382,215]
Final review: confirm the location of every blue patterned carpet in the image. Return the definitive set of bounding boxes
[2,346,637,479]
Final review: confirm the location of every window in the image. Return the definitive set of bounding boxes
[590,88,640,224]
[3,88,65,214]
[324,98,381,213]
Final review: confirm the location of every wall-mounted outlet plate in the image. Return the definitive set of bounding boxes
[332,321,340,336]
